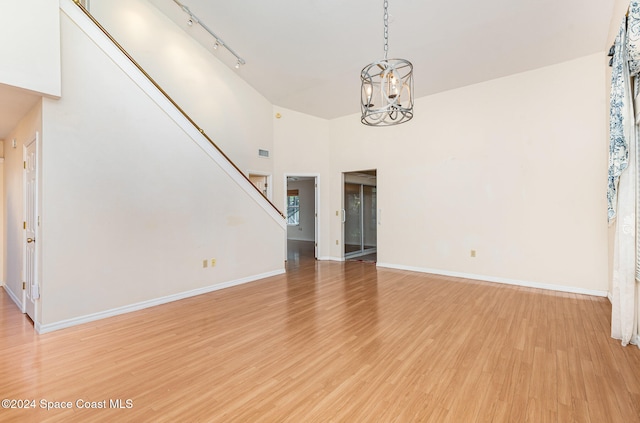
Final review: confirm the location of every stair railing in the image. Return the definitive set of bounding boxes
[69,0,285,219]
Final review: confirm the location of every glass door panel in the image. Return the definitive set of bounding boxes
[344,183,362,255]
[362,185,377,252]
[344,182,377,259]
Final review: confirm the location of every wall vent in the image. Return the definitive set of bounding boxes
[258,149,269,158]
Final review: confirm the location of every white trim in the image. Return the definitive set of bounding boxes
[318,256,344,262]
[608,292,614,303]
[341,170,379,261]
[60,0,284,229]
[36,269,285,334]
[376,262,609,297]
[3,285,24,310]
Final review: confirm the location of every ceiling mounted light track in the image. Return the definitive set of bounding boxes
[172,0,246,68]
[361,0,414,126]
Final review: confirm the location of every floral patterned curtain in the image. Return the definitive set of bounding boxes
[628,2,640,76]
[608,19,630,224]
[609,4,640,348]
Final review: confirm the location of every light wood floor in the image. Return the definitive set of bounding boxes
[1,249,639,422]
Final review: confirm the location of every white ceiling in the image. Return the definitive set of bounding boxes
[0,0,616,140]
[147,0,615,120]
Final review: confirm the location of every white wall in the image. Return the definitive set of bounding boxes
[86,0,610,295]
[273,107,331,258]
[89,0,274,177]
[273,54,608,292]
[325,53,608,292]
[35,11,284,327]
[0,0,60,97]
[287,179,315,241]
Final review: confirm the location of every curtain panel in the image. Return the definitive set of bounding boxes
[609,6,640,348]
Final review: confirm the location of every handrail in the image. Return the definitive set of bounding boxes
[70,0,285,219]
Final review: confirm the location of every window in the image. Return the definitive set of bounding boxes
[287,189,299,225]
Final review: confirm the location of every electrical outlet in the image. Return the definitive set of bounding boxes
[211,258,216,267]
[470,250,476,258]
[203,259,208,268]
[336,240,339,245]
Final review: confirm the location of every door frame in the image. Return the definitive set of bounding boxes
[342,170,377,260]
[247,171,272,200]
[284,173,320,259]
[23,132,40,322]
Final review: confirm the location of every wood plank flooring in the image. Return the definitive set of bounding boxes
[1,247,639,422]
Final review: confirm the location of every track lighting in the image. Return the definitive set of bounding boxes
[173,0,246,69]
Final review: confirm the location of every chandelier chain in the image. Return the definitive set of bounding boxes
[383,0,389,60]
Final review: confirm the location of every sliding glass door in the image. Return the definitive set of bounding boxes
[344,182,377,259]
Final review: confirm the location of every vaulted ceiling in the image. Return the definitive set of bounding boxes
[0,0,618,140]
[147,0,616,119]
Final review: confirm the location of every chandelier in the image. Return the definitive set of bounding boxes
[361,0,414,126]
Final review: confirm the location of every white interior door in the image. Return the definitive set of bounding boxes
[24,136,38,321]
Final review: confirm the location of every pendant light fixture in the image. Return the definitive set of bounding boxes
[361,0,414,126]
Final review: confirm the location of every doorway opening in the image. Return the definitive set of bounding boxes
[248,172,272,200]
[285,174,319,262]
[343,170,377,263]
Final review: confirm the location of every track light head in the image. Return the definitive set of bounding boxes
[173,0,245,68]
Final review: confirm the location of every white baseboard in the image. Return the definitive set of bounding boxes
[376,262,609,297]
[36,269,285,334]
[317,256,344,262]
[607,292,614,303]
[3,285,23,311]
